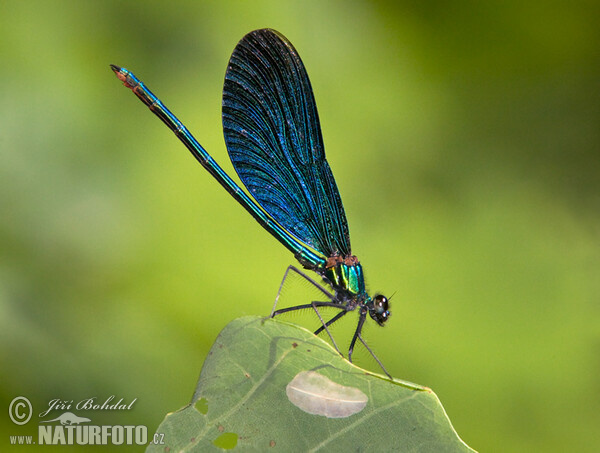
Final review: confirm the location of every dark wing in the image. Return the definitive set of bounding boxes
[222,29,350,257]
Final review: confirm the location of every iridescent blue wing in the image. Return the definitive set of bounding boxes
[222,29,351,257]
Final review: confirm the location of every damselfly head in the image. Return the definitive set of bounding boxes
[370,294,390,326]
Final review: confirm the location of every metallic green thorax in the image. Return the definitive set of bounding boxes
[323,256,366,300]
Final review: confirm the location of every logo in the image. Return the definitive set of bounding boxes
[39,396,137,418]
[39,412,91,425]
[8,395,155,447]
[9,397,32,425]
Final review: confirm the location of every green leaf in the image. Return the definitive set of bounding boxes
[147,317,475,452]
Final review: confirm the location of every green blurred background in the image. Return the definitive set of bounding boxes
[2,1,598,451]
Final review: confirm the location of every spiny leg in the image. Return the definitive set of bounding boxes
[270,265,334,317]
[270,265,346,354]
[308,301,343,355]
[272,300,346,356]
[357,331,392,379]
[314,310,349,336]
[349,311,392,379]
[271,300,345,317]
[348,312,366,363]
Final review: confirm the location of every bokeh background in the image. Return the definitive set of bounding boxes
[2,1,598,451]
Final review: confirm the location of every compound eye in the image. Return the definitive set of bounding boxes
[371,294,390,324]
[374,295,389,314]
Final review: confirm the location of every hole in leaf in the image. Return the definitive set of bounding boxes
[195,398,208,415]
[212,432,238,449]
